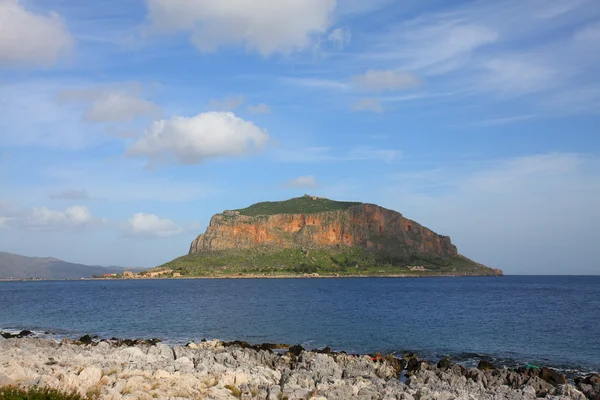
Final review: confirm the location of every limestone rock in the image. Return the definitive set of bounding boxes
[0,337,588,400]
[191,202,458,258]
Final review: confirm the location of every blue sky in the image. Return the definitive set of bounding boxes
[0,0,599,274]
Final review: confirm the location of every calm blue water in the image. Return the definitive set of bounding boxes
[1,276,599,373]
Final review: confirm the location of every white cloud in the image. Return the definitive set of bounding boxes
[122,213,183,238]
[208,95,245,111]
[353,70,420,92]
[284,176,318,189]
[59,84,162,123]
[0,199,100,231]
[128,111,270,165]
[49,189,91,200]
[0,0,72,67]
[26,206,100,230]
[352,98,384,113]
[246,103,271,114]
[145,0,337,55]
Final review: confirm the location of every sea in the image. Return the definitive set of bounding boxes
[1,276,598,375]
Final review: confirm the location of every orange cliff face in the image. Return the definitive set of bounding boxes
[189,203,458,258]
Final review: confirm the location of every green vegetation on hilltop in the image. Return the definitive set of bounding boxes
[234,195,361,217]
[156,247,497,277]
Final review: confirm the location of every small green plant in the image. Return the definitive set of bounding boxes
[224,384,241,398]
[0,386,84,400]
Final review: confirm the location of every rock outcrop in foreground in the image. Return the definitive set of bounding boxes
[0,336,595,400]
[173,196,501,277]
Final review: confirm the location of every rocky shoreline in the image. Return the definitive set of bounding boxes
[0,334,598,400]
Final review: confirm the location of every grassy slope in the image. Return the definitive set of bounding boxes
[156,247,498,277]
[235,196,361,216]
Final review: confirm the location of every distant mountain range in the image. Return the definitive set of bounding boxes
[0,252,140,279]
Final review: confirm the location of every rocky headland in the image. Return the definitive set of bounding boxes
[154,196,502,277]
[1,334,597,400]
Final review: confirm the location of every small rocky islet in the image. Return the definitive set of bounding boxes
[1,334,598,399]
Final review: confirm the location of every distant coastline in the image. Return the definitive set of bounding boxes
[0,273,504,282]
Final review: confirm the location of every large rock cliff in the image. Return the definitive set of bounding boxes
[179,195,502,277]
[190,201,458,259]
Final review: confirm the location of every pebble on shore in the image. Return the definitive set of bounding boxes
[0,335,597,400]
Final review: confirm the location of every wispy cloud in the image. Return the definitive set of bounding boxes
[0,81,96,149]
[246,103,271,114]
[353,70,420,92]
[327,27,351,49]
[369,19,498,74]
[282,175,318,189]
[281,77,350,90]
[208,95,245,111]
[341,0,600,115]
[352,98,384,113]
[479,58,556,95]
[348,147,400,163]
[58,82,162,123]
[574,21,600,47]
[49,189,91,200]
[382,153,600,274]
[470,114,538,127]
[275,146,400,163]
